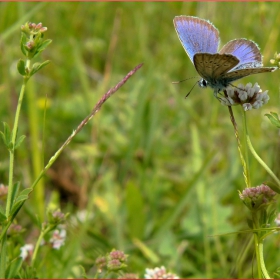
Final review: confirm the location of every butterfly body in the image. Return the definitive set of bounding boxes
[173,16,277,94]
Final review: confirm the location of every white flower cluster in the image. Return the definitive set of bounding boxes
[50,228,66,250]
[20,244,34,260]
[220,83,269,111]
[144,266,179,279]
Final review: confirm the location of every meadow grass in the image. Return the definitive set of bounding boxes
[0,2,279,278]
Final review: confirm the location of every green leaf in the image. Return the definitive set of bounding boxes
[11,182,21,206]
[18,265,37,279]
[14,135,26,150]
[15,187,33,201]
[79,265,88,279]
[265,112,280,128]
[30,60,50,77]
[10,188,32,219]
[0,205,6,224]
[125,181,145,239]
[20,34,27,56]
[17,59,26,76]
[5,257,22,279]
[38,39,52,51]
[0,122,12,147]
[33,39,52,58]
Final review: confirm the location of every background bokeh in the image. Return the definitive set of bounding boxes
[0,2,279,278]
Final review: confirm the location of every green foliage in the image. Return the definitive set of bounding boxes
[5,257,22,278]
[265,112,280,128]
[0,2,279,279]
[0,122,13,150]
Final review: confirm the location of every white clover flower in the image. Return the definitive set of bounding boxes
[221,83,269,111]
[144,266,179,279]
[50,228,66,249]
[20,244,34,260]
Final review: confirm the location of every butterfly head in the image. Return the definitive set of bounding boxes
[198,79,208,88]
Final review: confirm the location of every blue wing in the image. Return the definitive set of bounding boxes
[173,16,220,63]
[219,39,263,70]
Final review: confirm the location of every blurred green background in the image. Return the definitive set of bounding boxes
[0,2,280,278]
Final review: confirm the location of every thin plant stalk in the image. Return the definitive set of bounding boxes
[30,63,143,191]
[226,104,250,188]
[242,110,280,188]
[6,74,29,216]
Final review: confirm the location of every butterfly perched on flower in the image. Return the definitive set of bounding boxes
[173,16,277,96]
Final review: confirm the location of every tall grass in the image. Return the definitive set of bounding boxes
[0,2,279,278]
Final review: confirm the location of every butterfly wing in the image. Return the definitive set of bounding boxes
[221,67,277,84]
[193,53,239,88]
[219,39,262,69]
[173,16,219,63]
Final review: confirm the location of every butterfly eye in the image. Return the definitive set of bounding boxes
[198,79,208,88]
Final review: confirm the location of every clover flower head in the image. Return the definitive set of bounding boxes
[144,266,179,279]
[221,83,270,111]
[239,184,277,211]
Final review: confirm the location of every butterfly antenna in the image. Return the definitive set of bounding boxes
[185,80,200,98]
[172,76,199,84]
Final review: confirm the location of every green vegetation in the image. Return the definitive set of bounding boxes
[0,2,279,278]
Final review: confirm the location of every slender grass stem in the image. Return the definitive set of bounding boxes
[227,104,249,188]
[243,110,280,188]
[6,76,28,216]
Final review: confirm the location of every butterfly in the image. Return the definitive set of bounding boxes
[173,16,277,96]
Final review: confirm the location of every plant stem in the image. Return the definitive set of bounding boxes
[227,105,249,187]
[252,213,262,278]
[0,234,7,278]
[252,211,271,279]
[259,241,271,279]
[31,226,49,266]
[243,111,280,188]
[6,76,28,216]
[30,63,144,191]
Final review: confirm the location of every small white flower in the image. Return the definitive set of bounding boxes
[253,100,263,109]
[20,244,34,260]
[238,90,248,101]
[253,82,261,92]
[226,87,235,98]
[50,228,66,250]
[243,103,252,111]
[144,266,179,279]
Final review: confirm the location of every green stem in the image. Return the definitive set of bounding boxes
[6,76,28,216]
[227,105,249,188]
[259,241,271,279]
[0,234,7,278]
[2,61,30,277]
[252,213,263,278]
[251,210,271,279]
[242,111,251,187]
[31,226,48,266]
[243,111,280,188]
